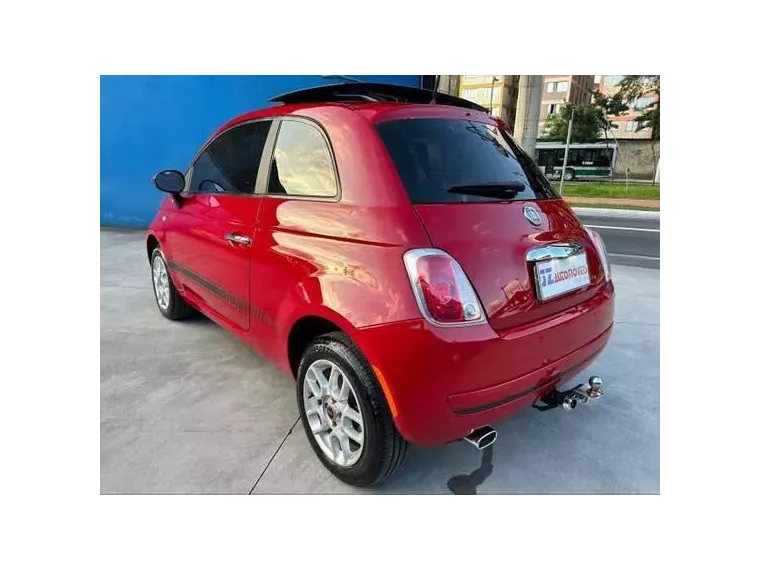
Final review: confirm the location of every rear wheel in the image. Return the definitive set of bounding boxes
[296,332,407,486]
[150,248,195,320]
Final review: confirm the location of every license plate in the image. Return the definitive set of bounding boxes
[535,252,590,301]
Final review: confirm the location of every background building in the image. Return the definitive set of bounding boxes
[101,75,430,227]
[452,74,659,179]
[594,75,656,139]
[456,75,597,137]
[458,75,520,129]
[537,75,595,134]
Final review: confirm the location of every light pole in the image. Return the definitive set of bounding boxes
[559,106,575,196]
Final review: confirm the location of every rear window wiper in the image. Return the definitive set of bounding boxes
[446,182,525,198]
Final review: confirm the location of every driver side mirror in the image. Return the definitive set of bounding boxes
[153,170,185,194]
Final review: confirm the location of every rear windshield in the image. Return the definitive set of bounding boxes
[375,118,558,203]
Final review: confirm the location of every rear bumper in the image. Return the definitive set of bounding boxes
[354,281,615,446]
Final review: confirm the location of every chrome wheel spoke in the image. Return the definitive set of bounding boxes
[306,404,329,435]
[338,376,351,402]
[328,366,341,399]
[343,406,362,429]
[342,405,363,444]
[304,397,320,416]
[305,368,323,399]
[333,430,352,465]
[343,423,363,445]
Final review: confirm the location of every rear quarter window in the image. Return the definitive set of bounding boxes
[375,118,557,203]
[267,119,338,198]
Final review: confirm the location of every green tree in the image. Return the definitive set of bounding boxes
[617,75,660,140]
[592,89,629,128]
[542,89,628,143]
[543,104,606,143]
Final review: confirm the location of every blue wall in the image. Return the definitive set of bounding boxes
[101,75,424,227]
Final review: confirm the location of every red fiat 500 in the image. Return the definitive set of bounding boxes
[147,83,614,486]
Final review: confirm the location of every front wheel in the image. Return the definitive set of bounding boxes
[563,168,575,181]
[150,248,195,320]
[296,332,408,486]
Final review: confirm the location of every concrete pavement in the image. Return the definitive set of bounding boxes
[101,230,660,494]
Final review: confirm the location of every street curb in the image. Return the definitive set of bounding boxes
[571,207,660,220]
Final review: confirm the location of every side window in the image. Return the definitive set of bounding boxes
[268,120,338,198]
[189,120,272,194]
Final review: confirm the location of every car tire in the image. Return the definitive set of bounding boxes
[563,168,575,181]
[296,332,408,487]
[150,248,195,321]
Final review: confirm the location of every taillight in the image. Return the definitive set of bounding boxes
[403,248,486,326]
[585,227,612,282]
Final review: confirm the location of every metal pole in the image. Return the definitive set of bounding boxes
[513,75,529,142]
[490,76,496,113]
[559,106,575,196]
[514,75,543,157]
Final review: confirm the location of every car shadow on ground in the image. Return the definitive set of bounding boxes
[446,446,495,494]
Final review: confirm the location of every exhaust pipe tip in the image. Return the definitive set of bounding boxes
[464,426,498,450]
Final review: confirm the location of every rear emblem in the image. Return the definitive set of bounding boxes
[523,206,542,226]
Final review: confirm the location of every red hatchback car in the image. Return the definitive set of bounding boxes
[146,82,614,486]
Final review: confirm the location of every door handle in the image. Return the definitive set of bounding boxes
[225,233,252,246]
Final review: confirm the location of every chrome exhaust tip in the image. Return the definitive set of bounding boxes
[463,426,498,450]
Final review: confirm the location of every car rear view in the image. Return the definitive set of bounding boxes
[366,112,615,447]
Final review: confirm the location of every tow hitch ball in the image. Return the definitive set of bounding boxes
[533,376,604,412]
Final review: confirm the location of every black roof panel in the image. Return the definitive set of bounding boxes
[269,82,489,113]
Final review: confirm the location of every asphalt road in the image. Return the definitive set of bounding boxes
[574,208,660,269]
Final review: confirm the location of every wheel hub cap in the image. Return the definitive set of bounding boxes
[323,398,340,424]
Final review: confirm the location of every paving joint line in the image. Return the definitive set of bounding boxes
[248,416,300,495]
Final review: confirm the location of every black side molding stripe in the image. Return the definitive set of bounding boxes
[166,261,249,313]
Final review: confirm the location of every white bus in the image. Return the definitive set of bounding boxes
[534,141,618,181]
